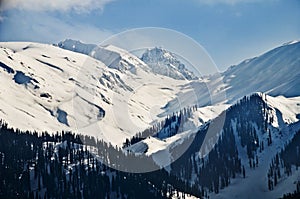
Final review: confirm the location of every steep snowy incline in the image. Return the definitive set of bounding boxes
[1,40,299,147]
[0,42,85,133]
[264,94,300,127]
[164,41,300,111]
[222,40,300,101]
[137,92,300,198]
[210,93,300,199]
[0,42,195,146]
[196,93,300,199]
[128,93,300,167]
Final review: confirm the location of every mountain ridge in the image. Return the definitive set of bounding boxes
[0,40,299,146]
[0,39,300,199]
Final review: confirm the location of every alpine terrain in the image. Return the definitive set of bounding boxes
[0,39,299,199]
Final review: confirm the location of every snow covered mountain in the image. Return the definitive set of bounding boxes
[58,39,197,79]
[57,39,97,55]
[127,92,300,198]
[56,39,300,116]
[165,40,300,111]
[0,40,300,146]
[58,39,300,104]
[128,92,300,163]
[140,47,197,80]
[1,39,300,198]
[58,39,147,72]
[222,40,300,100]
[0,42,196,146]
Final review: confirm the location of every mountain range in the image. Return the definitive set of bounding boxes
[0,39,299,198]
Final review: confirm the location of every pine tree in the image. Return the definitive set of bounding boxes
[274,172,278,186]
[268,130,272,145]
[256,156,258,167]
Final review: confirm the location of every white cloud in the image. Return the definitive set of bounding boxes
[1,0,115,12]
[0,11,113,44]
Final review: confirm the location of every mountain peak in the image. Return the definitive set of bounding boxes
[57,40,198,80]
[57,39,96,55]
[57,39,146,72]
[141,47,197,80]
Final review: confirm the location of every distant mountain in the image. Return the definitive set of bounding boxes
[57,39,147,72]
[57,39,197,79]
[57,39,96,55]
[140,47,197,80]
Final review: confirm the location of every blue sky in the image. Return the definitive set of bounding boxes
[0,0,299,71]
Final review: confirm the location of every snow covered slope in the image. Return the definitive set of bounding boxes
[128,92,300,198]
[222,41,300,100]
[165,40,300,111]
[0,40,299,148]
[210,93,300,199]
[59,39,300,110]
[128,93,300,164]
[0,42,195,145]
[1,39,300,199]
[127,103,229,153]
